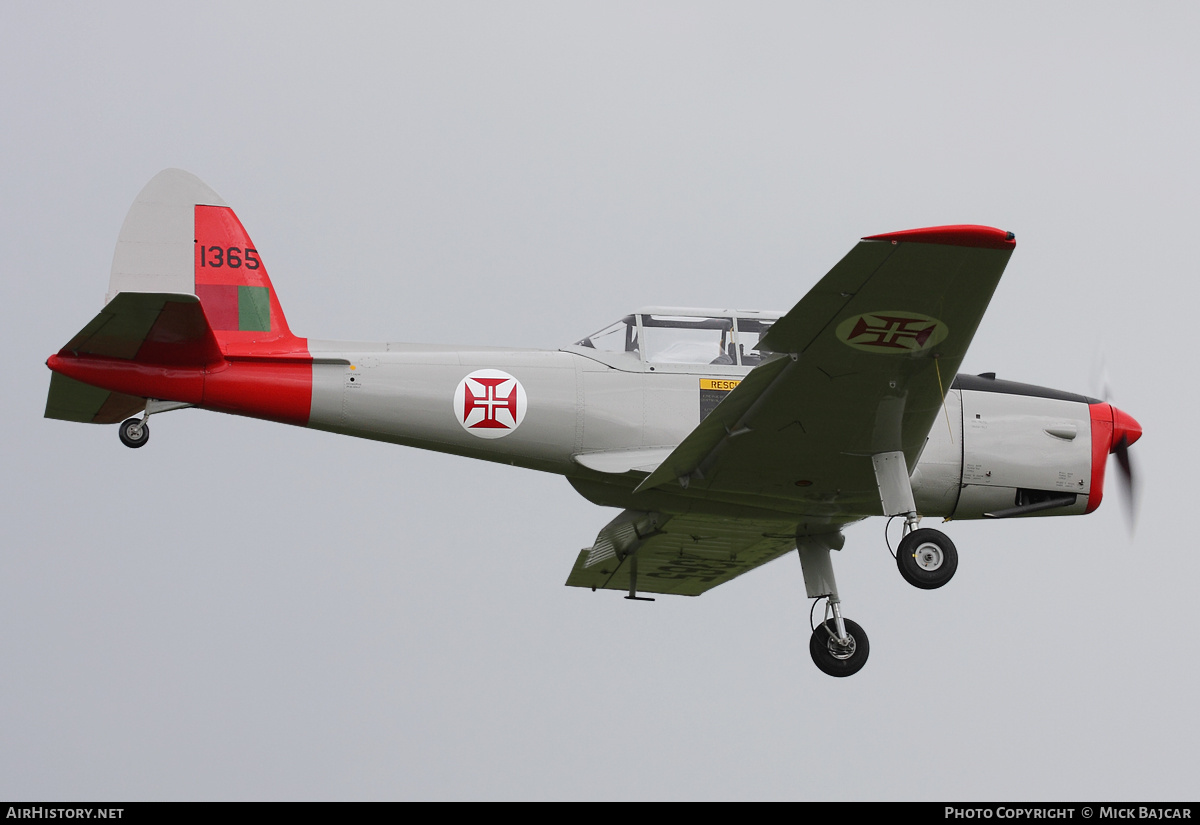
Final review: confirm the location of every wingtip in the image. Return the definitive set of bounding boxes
[863,225,1016,250]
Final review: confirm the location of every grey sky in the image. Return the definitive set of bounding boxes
[2,1,1196,800]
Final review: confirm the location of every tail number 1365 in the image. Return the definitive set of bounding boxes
[198,245,260,269]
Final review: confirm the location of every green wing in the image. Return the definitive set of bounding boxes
[635,226,1016,518]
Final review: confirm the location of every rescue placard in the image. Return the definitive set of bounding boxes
[700,378,741,420]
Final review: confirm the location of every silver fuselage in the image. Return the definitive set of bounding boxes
[305,340,1096,523]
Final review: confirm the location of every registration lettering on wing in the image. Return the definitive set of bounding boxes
[835,311,948,354]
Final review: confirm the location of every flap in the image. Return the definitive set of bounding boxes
[565,509,799,597]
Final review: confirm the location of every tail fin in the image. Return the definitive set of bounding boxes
[107,169,306,358]
[46,171,314,427]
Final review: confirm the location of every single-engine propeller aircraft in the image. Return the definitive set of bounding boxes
[45,170,1142,676]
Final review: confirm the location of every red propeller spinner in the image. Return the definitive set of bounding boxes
[1087,402,1142,521]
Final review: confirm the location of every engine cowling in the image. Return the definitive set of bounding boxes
[911,374,1141,520]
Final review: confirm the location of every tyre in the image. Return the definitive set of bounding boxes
[118,418,149,449]
[897,528,957,589]
[809,617,869,677]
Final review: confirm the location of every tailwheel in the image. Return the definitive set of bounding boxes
[809,616,869,677]
[897,528,957,590]
[118,417,149,449]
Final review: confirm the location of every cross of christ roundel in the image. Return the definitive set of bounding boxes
[835,311,949,354]
[453,369,528,439]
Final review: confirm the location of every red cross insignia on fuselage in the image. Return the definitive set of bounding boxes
[464,377,518,429]
[453,369,528,439]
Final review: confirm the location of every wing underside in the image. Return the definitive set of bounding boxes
[565,509,799,596]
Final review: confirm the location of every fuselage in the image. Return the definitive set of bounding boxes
[299,336,1124,525]
[46,292,1138,528]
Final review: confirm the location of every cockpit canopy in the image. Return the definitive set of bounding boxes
[573,308,779,367]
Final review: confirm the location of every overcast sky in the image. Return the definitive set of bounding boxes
[2,1,1196,801]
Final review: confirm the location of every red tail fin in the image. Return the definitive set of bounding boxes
[105,169,307,359]
[193,203,306,358]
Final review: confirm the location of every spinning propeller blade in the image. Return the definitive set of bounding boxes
[1109,408,1142,533]
[1091,356,1141,533]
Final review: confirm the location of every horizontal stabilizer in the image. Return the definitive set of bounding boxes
[58,292,223,366]
[46,292,224,423]
[44,372,145,424]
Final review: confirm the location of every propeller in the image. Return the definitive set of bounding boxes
[1108,406,1142,531]
[1091,356,1141,532]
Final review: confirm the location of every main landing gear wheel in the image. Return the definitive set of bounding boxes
[118,418,149,449]
[809,618,869,677]
[897,528,958,590]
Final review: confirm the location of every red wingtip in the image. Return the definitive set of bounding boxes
[863,225,1016,251]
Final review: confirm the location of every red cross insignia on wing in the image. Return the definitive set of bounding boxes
[835,311,949,353]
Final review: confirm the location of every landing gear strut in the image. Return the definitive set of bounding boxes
[115,399,193,449]
[808,598,869,677]
[118,417,149,448]
[798,535,869,677]
[896,527,958,590]
[873,450,958,590]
